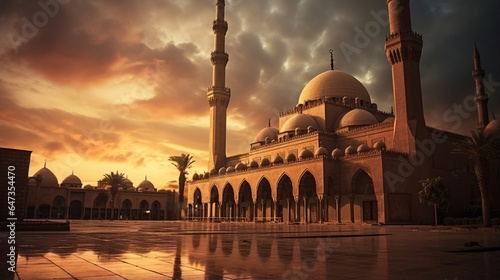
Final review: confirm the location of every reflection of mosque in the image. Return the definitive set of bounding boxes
[187,0,500,224]
[24,164,177,220]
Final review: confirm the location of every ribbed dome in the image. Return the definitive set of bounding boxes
[210,168,218,175]
[137,179,155,191]
[338,109,378,128]
[261,158,271,167]
[226,166,235,173]
[298,70,371,105]
[254,127,279,142]
[485,120,500,136]
[332,148,344,158]
[235,162,247,171]
[345,145,357,155]
[32,167,59,187]
[61,174,82,186]
[250,160,259,168]
[281,114,318,133]
[315,147,329,157]
[192,173,200,180]
[218,167,226,175]
[373,141,387,151]
[299,149,314,159]
[273,155,284,164]
[286,153,297,162]
[357,144,370,153]
[383,116,395,123]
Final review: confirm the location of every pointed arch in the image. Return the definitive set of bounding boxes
[351,169,377,223]
[256,177,272,221]
[277,173,293,223]
[193,188,203,218]
[238,180,253,221]
[298,170,318,223]
[120,199,132,220]
[222,183,235,220]
[151,200,161,220]
[210,185,219,204]
[52,196,66,219]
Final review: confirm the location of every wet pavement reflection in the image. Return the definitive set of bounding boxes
[13,221,500,279]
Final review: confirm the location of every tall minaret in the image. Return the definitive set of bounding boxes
[473,45,489,130]
[208,0,230,171]
[385,0,427,154]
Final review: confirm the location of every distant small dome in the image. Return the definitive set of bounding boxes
[338,109,378,128]
[250,161,259,168]
[357,144,370,153]
[218,167,226,175]
[226,166,235,173]
[273,155,284,164]
[137,179,155,192]
[61,174,82,188]
[32,166,59,188]
[192,173,200,180]
[261,158,271,167]
[210,169,218,175]
[122,178,133,188]
[373,141,387,151]
[383,116,395,123]
[298,70,371,105]
[332,148,344,158]
[299,149,314,159]
[485,120,500,136]
[83,185,94,190]
[345,145,357,155]
[315,147,329,157]
[281,114,318,133]
[204,172,210,179]
[307,126,316,133]
[235,162,247,171]
[255,127,279,142]
[286,153,297,162]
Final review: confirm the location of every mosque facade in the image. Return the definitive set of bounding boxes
[23,165,177,220]
[186,0,500,224]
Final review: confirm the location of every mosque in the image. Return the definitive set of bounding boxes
[186,0,500,224]
[21,164,177,220]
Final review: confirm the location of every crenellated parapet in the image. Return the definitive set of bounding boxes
[210,51,229,66]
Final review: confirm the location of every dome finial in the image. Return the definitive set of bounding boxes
[329,49,334,70]
[268,118,271,127]
[44,159,47,168]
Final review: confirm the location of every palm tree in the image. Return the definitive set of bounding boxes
[453,130,500,227]
[169,154,195,218]
[102,171,126,220]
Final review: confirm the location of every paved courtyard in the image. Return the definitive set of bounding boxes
[8,221,500,279]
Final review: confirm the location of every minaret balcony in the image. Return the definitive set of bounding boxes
[211,51,229,65]
[212,19,228,34]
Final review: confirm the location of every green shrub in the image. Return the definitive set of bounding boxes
[444,217,454,225]
[491,218,500,226]
[454,218,463,225]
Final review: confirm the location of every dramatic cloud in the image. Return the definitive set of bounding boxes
[1,0,498,187]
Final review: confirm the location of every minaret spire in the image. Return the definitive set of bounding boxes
[208,0,230,171]
[329,49,334,70]
[385,0,427,153]
[473,44,489,130]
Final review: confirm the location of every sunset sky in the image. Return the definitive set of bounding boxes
[1,0,499,189]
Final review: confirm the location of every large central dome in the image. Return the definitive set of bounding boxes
[298,70,371,105]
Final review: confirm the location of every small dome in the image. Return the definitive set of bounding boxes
[218,167,226,175]
[254,127,279,143]
[204,172,210,179]
[226,166,235,173]
[280,114,318,133]
[383,116,395,123]
[273,155,284,164]
[261,158,271,167]
[345,145,357,155]
[286,153,297,162]
[250,160,259,168]
[357,144,370,153]
[315,147,329,157]
[192,173,199,180]
[332,148,344,158]
[298,70,371,105]
[83,185,94,190]
[235,162,247,171]
[338,109,378,128]
[137,179,155,192]
[210,169,218,176]
[32,166,59,188]
[299,149,314,159]
[307,126,316,133]
[373,141,387,151]
[485,120,500,136]
[61,174,82,187]
[122,178,133,188]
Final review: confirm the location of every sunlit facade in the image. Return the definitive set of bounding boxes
[186,0,500,224]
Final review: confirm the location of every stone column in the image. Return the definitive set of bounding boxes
[349,195,355,223]
[303,196,308,224]
[335,196,341,224]
[294,196,299,223]
[273,198,278,222]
